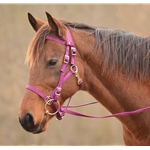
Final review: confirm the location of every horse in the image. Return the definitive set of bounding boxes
[18,12,150,145]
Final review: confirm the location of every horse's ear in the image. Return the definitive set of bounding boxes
[28,13,44,32]
[45,12,66,39]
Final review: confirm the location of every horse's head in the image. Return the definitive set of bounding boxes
[18,12,84,133]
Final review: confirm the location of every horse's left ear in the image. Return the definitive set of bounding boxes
[28,13,44,32]
[45,12,66,39]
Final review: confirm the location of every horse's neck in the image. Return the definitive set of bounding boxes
[86,66,150,144]
[73,29,150,144]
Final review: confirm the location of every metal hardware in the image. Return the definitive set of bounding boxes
[64,55,70,63]
[45,98,60,115]
[70,65,78,73]
[75,71,83,85]
[70,65,82,85]
[71,47,76,55]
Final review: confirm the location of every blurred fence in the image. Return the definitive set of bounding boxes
[1,4,150,146]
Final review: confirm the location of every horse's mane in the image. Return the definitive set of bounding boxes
[26,20,150,81]
[64,20,150,81]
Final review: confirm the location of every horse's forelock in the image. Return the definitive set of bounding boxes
[25,24,50,68]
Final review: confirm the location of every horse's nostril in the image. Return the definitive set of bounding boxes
[24,113,34,127]
[19,113,35,132]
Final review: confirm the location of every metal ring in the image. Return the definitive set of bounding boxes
[45,99,60,116]
[70,65,78,73]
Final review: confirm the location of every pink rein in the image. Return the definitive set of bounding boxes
[26,27,150,120]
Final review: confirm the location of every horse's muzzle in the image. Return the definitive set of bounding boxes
[19,113,45,134]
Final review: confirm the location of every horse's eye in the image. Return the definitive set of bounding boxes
[47,59,58,67]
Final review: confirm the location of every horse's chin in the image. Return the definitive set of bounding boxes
[33,114,49,134]
[33,124,48,134]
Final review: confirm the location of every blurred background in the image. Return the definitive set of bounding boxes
[1,4,150,146]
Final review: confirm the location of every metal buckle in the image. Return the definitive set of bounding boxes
[71,47,76,55]
[64,55,69,63]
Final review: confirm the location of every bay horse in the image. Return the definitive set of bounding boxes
[19,12,150,145]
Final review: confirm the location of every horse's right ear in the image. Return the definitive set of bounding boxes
[28,13,44,32]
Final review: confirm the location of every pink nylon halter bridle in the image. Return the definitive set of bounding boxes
[26,27,83,120]
[26,27,150,121]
